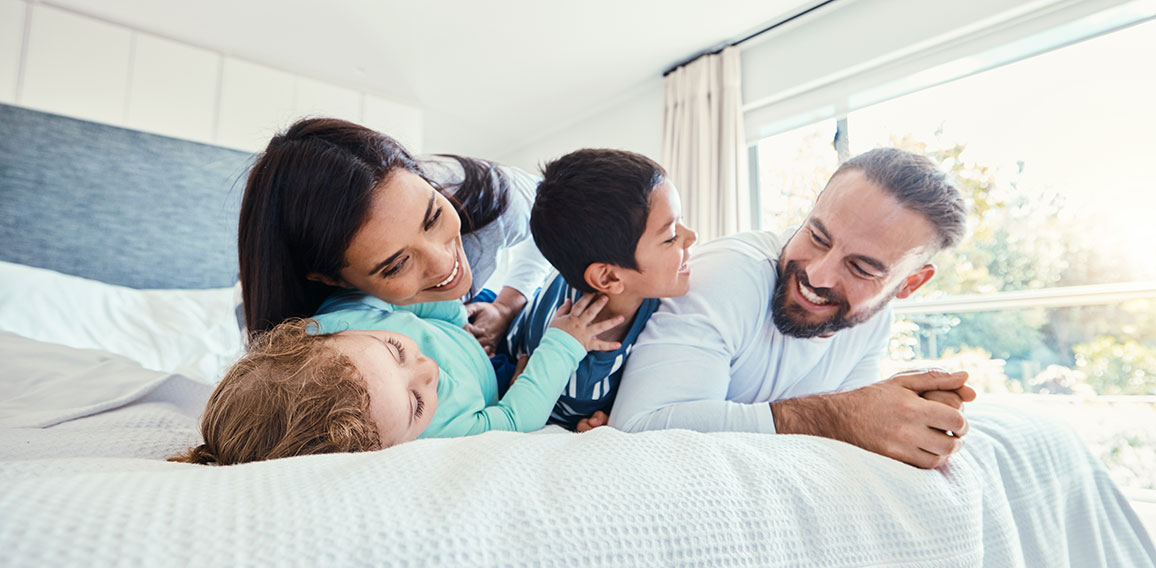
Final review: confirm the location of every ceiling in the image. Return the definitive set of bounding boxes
[45,0,814,156]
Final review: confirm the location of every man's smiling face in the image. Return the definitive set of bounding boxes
[773,169,939,338]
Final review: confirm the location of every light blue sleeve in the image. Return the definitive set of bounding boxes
[391,300,469,327]
[312,295,466,333]
[447,328,586,435]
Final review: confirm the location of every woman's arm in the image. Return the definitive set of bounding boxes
[492,163,553,298]
[498,229,552,301]
[461,161,550,351]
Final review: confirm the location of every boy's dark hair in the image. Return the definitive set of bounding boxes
[531,149,666,293]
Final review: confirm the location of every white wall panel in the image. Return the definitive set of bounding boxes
[7,5,423,152]
[127,34,220,143]
[496,80,663,173]
[20,4,131,124]
[0,0,26,104]
[216,57,295,151]
[293,76,361,124]
[362,94,424,154]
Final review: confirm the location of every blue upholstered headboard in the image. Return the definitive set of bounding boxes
[0,103,254,289]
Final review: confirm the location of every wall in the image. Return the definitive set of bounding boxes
[0,0,423,152]
[496,79,663,174]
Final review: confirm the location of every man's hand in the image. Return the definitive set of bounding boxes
[771,370,971,469]
[576,411,609,432]
[922,382,977,410]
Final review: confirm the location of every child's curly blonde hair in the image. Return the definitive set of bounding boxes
[169,319,381,465]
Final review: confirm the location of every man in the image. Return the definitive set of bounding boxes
[608,147,975,469]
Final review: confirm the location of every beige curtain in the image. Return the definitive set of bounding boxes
[662,46,750,242]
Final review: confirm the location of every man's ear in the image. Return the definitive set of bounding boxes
[895,264,935,299]
[306,272,354,289]
[584,263,625,295]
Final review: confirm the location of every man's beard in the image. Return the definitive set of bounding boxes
[771,260,893,338]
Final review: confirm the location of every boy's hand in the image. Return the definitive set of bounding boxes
[576,411,610,432]
[548,294,623,352]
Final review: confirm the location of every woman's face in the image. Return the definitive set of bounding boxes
[337,169,474,305]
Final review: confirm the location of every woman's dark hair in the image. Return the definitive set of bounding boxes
[238,118,509,333]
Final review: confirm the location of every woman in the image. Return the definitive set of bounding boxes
[237,118,550,352]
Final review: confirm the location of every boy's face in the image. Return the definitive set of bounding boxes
[617,181,697,299]
[330,329,440,447]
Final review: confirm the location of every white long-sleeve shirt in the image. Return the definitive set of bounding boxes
[609,230,891,434]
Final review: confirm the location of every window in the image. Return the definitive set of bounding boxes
[751,18,1156,495]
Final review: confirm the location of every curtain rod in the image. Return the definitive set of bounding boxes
[662,0,840,77]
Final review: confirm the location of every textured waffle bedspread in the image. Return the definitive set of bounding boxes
[1,336,1153,567]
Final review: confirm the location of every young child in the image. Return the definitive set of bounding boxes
[171,293,620,465]
[503,148,697,431]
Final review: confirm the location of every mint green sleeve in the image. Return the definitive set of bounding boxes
[458,328,586,434]
[313,298,466,334]
[311,301,392,334]
[392,300,468,326]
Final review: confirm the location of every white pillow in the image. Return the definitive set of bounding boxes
[0,261,243,383]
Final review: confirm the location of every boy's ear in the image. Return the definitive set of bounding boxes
[894,264,935,299]
[306,272,354,289]
[584,263,625,295]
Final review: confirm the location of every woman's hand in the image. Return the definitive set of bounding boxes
[548,294,623,352]
[465,287,527,355]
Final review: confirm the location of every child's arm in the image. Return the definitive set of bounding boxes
[464,295,623,434]
[314,294,467,331]
[392,300,469,327]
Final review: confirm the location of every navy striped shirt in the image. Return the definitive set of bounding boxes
[501,272,659,430]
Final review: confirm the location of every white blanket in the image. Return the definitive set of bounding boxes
[1,335,1153,567]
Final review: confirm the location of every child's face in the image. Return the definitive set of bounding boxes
[330,329,440,447]
[619,180,697,298]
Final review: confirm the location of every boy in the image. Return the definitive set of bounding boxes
[499,149,697,431]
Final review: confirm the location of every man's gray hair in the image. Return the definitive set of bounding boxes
[833,148,967,250]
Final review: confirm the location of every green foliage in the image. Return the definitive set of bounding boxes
[935,310,1044,361]
[891,134,1068,297]
[1074,336,1156,395]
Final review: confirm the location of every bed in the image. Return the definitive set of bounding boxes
[1,102,1154,567]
